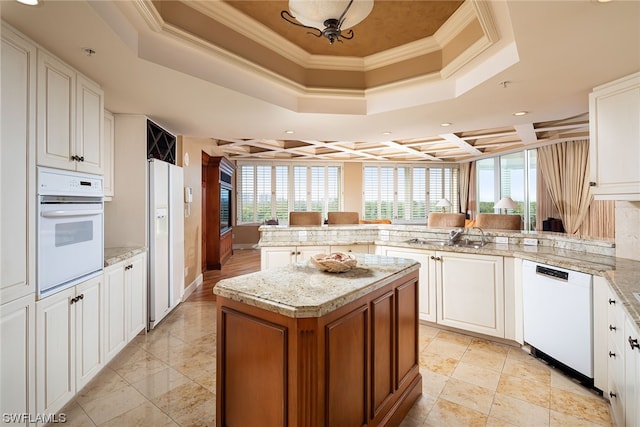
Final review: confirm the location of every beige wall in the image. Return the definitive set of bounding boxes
[178,136,224,288]
[615,201,640,261]
[344,162,363,215]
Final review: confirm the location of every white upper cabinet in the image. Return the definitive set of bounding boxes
[589,72,640,200]
[1,25,36,303]
[36,49,104,174]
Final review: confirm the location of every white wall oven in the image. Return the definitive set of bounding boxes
[37,167,104,298]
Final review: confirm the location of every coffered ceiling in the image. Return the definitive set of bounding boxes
[2,0,638,163]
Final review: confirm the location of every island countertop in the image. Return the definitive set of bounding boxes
[213,253,419,318]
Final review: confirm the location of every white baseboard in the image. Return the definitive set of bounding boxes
[183,273,203,300]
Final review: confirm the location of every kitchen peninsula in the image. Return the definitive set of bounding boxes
[213,254,422,427]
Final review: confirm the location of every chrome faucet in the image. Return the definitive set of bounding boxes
[466,226,486,246]
[448,228,465,245]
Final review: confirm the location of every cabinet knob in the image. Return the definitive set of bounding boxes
[609,298,616,305]
[291,251,296,256]
[629,337,640,350]
[79,156,84,162]
[71,155,78,161]
[589,181,596,187]
[609,351,616,358]
[609,391,617,399]
[609,325,617,331]
[78,294,84,300]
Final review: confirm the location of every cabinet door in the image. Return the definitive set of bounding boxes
[36,287,75,415]
[103,110,115,197]
[296,245,330,264]
[330,244,370,254]
[104,264,127,363]
[260,247,296,270]
[589,72,640,200]
[378,247,436,322]
[126,253,147,341]
[75,74,104,175]
[0,294,35,423]
[75,276,103,390]
[37,49,76,170]
[625,317,640,427]
[437,252,505,338]
[1,27,36,303]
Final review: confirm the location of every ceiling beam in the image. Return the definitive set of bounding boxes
[439,133,483,155]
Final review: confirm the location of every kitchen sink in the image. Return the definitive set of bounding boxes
[404,238,487,248]
[404,238,450,246]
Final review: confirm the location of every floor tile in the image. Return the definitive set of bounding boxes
[489,393,550,427]
[54,400,96,427]
[550,369,602,399]
[419,367,449,397]
[129,367,192,400]
[497,373,550,408]
[425,336,469,360]
[402,392,437,425]
[501,357,551,386]
[111,350,169,384]
[439,377,495,414]
[419,351,459,376]
[550,409,611,427]
[459,345,507,372]
[424,399,488,427]
[74,367,130,406]
[97,401,178,427]
[78,384,148,425]
[550,388,612,426]
[451,361,501,391]
[151,381,216,426]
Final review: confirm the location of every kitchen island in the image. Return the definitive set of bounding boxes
[213,254,422,427]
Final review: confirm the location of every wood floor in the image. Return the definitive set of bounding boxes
[186,248,261,302]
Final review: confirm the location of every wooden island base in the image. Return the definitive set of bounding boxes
[216,269,422,427]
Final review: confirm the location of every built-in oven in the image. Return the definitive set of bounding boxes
[37,167,104,299]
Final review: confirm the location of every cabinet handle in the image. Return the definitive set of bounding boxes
[609,325,617,331]
[291,251,296,256]
[78,294,84,300]
[430,256,441,261]
[609,298,616,305]
[70,296,76,304]
[629,337,640,350]
[609,391,617,399]
[297,251,301,255]
[589,181,596,187]
[609,351,616,358]
[79,156,84,162]
[71,155,78,161]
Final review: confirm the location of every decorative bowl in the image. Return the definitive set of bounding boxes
[309,252,357,273]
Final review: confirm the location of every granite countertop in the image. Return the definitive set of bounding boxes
[213,254,419,318]
[104,247,147,267]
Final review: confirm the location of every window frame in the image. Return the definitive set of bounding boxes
[236,160,343,225]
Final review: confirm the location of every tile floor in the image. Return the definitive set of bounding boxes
[54,300,612,427]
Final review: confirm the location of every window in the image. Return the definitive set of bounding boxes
[362,164,459,221]
[476,149,537,230]
[237,162,342,224]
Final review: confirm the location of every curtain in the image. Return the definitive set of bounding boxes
[538,140,593,234]
[458,161,476,219]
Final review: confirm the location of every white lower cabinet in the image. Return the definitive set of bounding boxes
[260,245,329,270]
[103,265,127,362]
[36,276,103,415]
[103,252,147,363]
[329,244,371,254]
[0,293,36,425]
[377,246,436,322]
[624,316,640,427]
[126,253,147,341]
[435,251,505,338]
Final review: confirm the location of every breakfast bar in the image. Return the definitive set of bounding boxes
[213,254,422,427]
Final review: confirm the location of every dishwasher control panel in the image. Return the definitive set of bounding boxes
[536,265,569,281]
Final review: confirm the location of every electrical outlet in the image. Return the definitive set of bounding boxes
[495,236,508,244]
[523,238,538,246]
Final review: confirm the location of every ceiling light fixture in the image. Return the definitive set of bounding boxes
[281,0,374,45]
[284,130,295,134]
[440,122,452,127]
[16,0,39,5]
[513,111,528,116]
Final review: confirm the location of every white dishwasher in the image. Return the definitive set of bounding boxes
[522,260,593,385]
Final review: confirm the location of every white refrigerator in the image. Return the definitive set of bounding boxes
[148,159,184,329]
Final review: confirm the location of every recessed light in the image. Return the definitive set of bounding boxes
[440,122,452,127]
[284,130,294,134]
[17,0,39,5]
[513,111,528,116]
[382,131,392,135]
